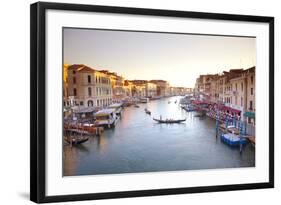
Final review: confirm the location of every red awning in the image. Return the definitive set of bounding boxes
[221,106,241,114]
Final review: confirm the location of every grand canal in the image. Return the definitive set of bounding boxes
[63,96,255,176]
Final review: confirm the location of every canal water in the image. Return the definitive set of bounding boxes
[63,96,255,176]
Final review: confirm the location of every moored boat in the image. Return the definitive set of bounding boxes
[64,136,89,145]
[140,98,149,103]
[108,103,123,116]
[220,133,248,146]
[151,96,161,100]
[94,108,119,128]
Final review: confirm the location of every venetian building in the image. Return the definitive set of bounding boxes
[209,75,219,103]
[67,64,112,108]
[123,80,133,97]
[244,66,255,124]
[63,64,69,106]
[100,70,125,102]
[145,82,157,97]
[130,80,147,98]
[149,80,170,97]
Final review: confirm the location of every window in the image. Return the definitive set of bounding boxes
[73,88,77,96]
[88,100,93,107]
[88,87,92,96]
[241,97,243,106]
[73,77,76,84]
[96,76,98,83]
[73,70,76,74]
[241,83,243,92]
[249,101,253,110]
[88,75,91,83]
[235,83,237,91]
[80,101,83,106]
[251,88,253,95]
[251,76,254,84]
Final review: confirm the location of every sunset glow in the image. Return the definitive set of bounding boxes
[63,28,256,88]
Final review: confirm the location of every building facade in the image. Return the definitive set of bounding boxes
[149,80,170,97]
[100,70,125,102]
[67,64,113,108]
[194,67,255,123]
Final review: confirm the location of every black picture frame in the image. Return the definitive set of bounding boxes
[30,2,274,203]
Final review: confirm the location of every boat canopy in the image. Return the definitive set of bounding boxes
[95,108,116,117]
[221,106,241,114]
[108,103,123,108]
[73,107,98,113]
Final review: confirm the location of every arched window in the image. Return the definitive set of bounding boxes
[87,100,93,107]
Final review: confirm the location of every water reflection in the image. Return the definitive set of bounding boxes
[64,96,255,176]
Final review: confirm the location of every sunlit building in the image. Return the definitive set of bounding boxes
[67,64,112,108]
[145,82,157,97]
[149,80,170,97]
[195,74,218,101]
[63,64,70,106]
[123,80,133,97]
[100,70,125,102]
[229,67,255,122]
[194,67,255,123]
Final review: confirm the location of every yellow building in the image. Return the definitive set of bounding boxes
[100,70,125,102]
[149,80,170,97]
[63,64,69,106]
[123,80,133,97]
[145,82,157,97]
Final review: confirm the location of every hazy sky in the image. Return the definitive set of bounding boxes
[63,28,256,88]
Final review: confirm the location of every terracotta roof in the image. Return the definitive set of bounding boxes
[68,64,95,72]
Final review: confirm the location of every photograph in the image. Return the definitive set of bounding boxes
[63,28,256,176]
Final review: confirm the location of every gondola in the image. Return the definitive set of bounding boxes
[153,118,186,123]
[64,136,89,145]
[144,108,151,115]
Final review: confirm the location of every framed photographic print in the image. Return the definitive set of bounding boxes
[30,2,274,203]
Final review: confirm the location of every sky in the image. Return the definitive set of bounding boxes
[63,28,256,88]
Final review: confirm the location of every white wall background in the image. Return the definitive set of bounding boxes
[0,0,279,204]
